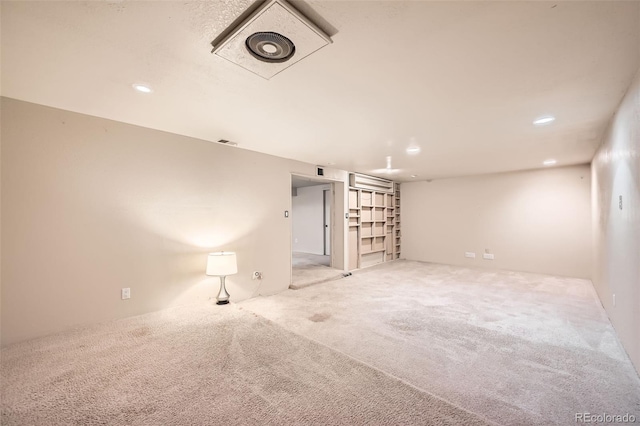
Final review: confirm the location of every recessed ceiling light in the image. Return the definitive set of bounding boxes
[410,174,418,178]
[406,146,421,155]
[533,115,555,125]
[543,159,557,166]
[132,83,153,93]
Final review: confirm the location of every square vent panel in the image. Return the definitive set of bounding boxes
[212,0,332,80]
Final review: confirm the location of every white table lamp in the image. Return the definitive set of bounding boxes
[206,252,237,305]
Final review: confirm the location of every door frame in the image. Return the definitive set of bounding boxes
[290,173,346,286]
[323,188,331,256]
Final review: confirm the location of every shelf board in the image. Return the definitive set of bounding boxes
[361,235,386,239]
[349,224,360,227]
[362,249,386,255]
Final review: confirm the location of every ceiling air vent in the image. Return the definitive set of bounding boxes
[245,32,295,63]
[349,173,394,193]
[211,0,332,80]
[217,139,238,146]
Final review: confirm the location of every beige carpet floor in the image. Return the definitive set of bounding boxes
[1,302,491,425]
[240,260,640,425]
[292,252,330,268]
[291,252,344,290]
[3,260,639,425]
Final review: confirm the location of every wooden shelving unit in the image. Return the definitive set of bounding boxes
[385,192,395,261]
[348,188,360,270]
[394,183,401,260]
[348,181,401,270]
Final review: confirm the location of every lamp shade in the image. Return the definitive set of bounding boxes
[206,252,238,276]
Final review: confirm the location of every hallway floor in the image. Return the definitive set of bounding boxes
[291,252,343,290]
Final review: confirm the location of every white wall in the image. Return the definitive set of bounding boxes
[403,165,592,278]
[292,184,329,255]
[0,98,349,346]
[592,68,640,373]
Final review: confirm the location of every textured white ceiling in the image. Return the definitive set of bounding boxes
[2,1,639,180]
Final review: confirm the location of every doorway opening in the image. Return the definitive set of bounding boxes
[290,175,344,289]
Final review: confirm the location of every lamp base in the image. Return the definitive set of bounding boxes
[216,275,230,305]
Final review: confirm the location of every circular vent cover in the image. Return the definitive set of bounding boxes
[245,32,295,63]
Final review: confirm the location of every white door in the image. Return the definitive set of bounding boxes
[323,189,331,256]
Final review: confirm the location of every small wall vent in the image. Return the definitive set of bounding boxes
[217,139,238,146]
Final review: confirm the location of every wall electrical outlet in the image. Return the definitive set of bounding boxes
[252,271,263,280]
[483,253,495,260]
[465,252,476,258]
[121,288,131,300]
